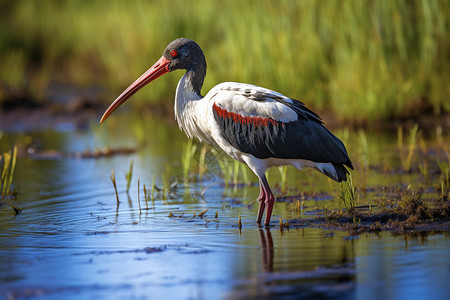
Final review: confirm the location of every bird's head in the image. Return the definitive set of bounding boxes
[163,38,205,72]
[100,38,205,124]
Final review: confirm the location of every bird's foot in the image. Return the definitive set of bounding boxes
[247,198,257,208]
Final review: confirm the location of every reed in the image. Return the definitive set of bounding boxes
[181,139,197,180]
[1,146,17,198]
[397,124,421,172]
[339,174,357,216]
[238,213,242,229]
[137,179,142,215]
[143,183,148,210]
[278,166,288,195]
[125,160,134,193]
[110,169,120,204]
[151,174,156,204]
[437,156,449,194]
[1,1,448,123]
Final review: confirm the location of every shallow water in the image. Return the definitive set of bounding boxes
[0,114,449,299]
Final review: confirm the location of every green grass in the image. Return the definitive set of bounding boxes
[339,174,357,215]
[1,0,449,123]
[1,145,17,198]
[125,160,134,193]
[110,169,120,204]
[397,124,421,172]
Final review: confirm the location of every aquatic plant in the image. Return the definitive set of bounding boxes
[397,124,421,172]
[198,209,208,218]
[238,213,242,229]
[198,145,208,179]
[125,160,133,193]
[110,169,120,204]
[151,174,156,204]
[1,146,17,198]
[212,149,233,187]
[278,166,288,195]
[232,160,240,187]
[418,162,429,179]
[137,179,142,215]
[339,174,357,216]
[143,183,148,210]
[437,156,450,195]
[358,130,370,171]
[182,139,197,180]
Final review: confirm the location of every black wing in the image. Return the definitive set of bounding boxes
[212,99,353,171]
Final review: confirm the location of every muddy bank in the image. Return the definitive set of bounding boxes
[282,193,449,235]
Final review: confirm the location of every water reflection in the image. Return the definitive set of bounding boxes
[0,114,449,299]
[259,228,274,272]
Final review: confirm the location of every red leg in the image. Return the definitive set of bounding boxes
[256,179,266,225]
[256,176,275,226]
[260,176,275,226]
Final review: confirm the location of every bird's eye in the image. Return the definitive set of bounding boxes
[170,50,178,57]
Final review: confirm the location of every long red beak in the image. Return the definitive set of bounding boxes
[100,56,171,123]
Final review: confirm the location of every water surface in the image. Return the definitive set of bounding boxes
[0,114,448,299]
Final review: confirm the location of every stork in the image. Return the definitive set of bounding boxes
[100,38,353,226]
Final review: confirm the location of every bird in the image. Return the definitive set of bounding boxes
[100,38,353,226]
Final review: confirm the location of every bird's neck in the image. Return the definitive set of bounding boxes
[174,72,207,141]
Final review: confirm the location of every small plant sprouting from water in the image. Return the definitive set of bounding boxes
[1,145,18,198]
[278,166,288,195]
[437,155,450,197]
[357,130,370,189]
[213,150,252,188]
[198,209,207,218]
[215,153,233,187]
[125,160,134,193]
[358,130,370,171]
[182,139,197,180]
[137,179,142,215]
[198,145,208,179]
[339,174,357,217]
[397,124,421,172]
[238,214,242,229]
[110,170,120,204]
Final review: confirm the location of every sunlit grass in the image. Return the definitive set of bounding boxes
[278,166,288,195]
[110,169,120,204]
[0,145,18,198]
[437,154,450,197]
[339,174,357,217]
[1,0,449,122]
[397,124,421,172]
[182,139,197,181]
[125,160,134,193]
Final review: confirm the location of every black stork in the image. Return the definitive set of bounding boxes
[101,38,353,226]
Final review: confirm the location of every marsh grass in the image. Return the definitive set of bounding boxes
[397,124,421,172]
[137,179,142,215]
[110,170,120,204]
[278,166,288,195]
[339,174,358,223]
[238,214,242,229]
[1,146,18,198]
[437,155,450,196]
[1,1,449,123]
[143,183,148,210]
[125,160,134,193]
[182,139,197,180]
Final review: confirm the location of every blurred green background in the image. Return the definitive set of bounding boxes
[1,0,449,123]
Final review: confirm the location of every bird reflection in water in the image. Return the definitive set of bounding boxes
[259,228,274,272]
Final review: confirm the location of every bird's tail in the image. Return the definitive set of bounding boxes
[321,163,349,182]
